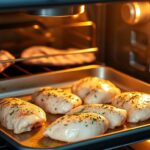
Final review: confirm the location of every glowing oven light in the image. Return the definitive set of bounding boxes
[121,2,150,24]
[72,5,85,18]
[135,5,141,17]
[80,5,85,14]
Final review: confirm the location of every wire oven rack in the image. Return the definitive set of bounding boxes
[0,47,98,80]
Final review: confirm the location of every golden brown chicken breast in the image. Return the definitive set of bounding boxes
[0,50,15,73]
[0,98,46,134]
[72,77,121,104]
[112,92,150,123]
[44,112,109,142]
[32,87,82,114]
[68,104,127,129]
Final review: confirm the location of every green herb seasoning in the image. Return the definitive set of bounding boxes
[9,110,15,116]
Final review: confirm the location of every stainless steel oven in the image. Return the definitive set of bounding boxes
[0,1,150,150]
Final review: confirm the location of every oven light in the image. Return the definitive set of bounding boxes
[80,5,85,14]
[135,6,141,17]
[121,2,150,24]
[72,5,85,18]
[134,3,141,23]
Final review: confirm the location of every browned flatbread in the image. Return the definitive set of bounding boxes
[0,50,15,73]
[21,46,95,66]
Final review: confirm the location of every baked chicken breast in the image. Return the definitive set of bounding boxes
[44,112,109,142]
[0,98,46,134]
[32,87,82,114]
[112,92,150,123]
[68,104,127,129]
[71,77,121,104]
[0,50,15,73]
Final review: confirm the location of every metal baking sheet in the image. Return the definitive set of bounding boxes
[0,65,150,150]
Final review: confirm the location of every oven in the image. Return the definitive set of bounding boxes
[0,0,150,150]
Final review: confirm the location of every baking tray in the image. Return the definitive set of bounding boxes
[0,65,150,150]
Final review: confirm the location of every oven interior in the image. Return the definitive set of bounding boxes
[0,2,150,85]
[0,6,97,81]
[0,1,150,150]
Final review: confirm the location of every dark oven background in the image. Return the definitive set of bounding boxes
[104,3,150,82]
[87,2,150,83]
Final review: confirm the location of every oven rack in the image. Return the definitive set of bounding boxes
[0,47,98,80]
[0,47,97,64]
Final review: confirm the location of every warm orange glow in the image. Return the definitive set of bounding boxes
[80,5,85,14]
[72,5,85,18]
[134,3,141,23]
[33,24,40,29]
[131,140,150,150]
[72,14,80,18]
[135,4,141,17]
[147,140,150,143]
[44,32,52,38]
[121,2,150,24]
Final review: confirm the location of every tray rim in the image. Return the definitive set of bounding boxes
[0,64,150,86]
[0,123,150,150]
[0,65,150,95]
